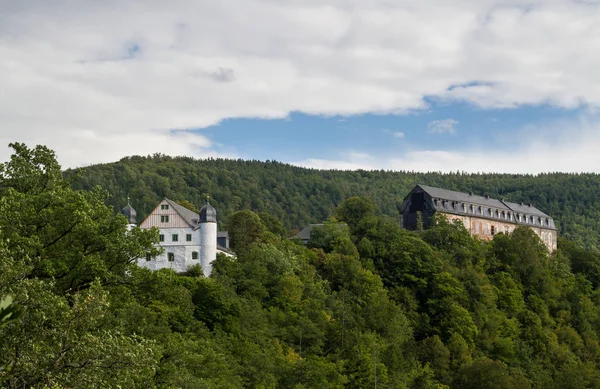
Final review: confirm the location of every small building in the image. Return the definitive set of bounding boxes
[399,184,557,251]
[121,198,233,276]
[292,224,325,244]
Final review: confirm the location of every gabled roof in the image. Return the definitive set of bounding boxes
[164,198,200,228]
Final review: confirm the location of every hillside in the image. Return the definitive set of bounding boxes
[67,155,600,249]
[6,144,600,388]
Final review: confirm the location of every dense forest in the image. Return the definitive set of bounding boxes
[67,154,600,249]
[4,143,600,388]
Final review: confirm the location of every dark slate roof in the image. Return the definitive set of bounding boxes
[417,185,508,210]
[293,224,323,241]
[409,184,557,230]
[503,200,550,218]
[164,198,200,228]
[200,201,217,223]
[120,203,137,224]
[217,244,235,255]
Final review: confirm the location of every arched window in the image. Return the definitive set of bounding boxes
[192,251,199,260]
[168,253,175,262]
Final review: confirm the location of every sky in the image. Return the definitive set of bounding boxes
[1,0,600,173]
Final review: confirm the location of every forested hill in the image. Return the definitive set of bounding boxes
[68,155,600,248]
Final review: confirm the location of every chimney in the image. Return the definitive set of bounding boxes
[486,195,489,199]
[469,192,473,196]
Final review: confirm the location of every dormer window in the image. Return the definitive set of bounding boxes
[523,216,527,224]
[462,203,466,212]
[546,218,549,226]
[161,204,169,210]
[479,206,483,215]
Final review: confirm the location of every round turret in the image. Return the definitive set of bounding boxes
[199,199,217,276]
[120,202,137,225]
[200,201,217,223]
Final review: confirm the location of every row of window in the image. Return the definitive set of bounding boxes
[159,233,193,242]
[145,251,199,261]
[435,199,550,226]
[464,218,512,236]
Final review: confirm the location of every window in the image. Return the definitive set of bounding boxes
[159,234,164,242]
[530,216,534,224]
[168,253,175,262]
[505,226,509,234]
[161,204,169,210]
[192,251,198,260]
[479,206,483,215]
[523,216,527,224]
[538,217,542,225]
[475,223,480,233]
[462,203,466,212]
[484,224,489,234]
[186,234,192,242]
[161,215,169,223]
[546,218,549,226]
[172,234,178,242]
[462,217,468,228]
[491,226,495,235]
[146,253,152,261]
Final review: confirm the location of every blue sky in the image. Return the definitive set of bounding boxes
[2,0,600,172]
[205,103,584,170]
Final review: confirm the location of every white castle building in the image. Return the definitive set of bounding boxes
[121,198,232,276]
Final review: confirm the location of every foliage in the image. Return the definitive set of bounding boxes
[67,154,600,250]
[4,145,600,387]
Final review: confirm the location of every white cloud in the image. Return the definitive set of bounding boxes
[427,119,458,134]
[2,0,600,166]
[293,115,600,173]
[393,131,406,138]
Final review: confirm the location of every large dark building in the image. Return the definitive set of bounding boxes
[399,185,557,251]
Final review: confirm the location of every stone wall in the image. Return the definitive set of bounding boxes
[443,212,557,251]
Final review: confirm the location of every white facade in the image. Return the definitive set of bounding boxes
[134,199,229,276]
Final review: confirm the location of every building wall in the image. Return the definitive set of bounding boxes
[442,212,557,251]
[138,244,202,273]
[137,226,203,273]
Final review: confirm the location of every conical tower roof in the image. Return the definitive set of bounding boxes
[199,199,217,223]
[120,200,137,224]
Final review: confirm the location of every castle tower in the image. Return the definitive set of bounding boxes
[120,198,137,230]
[199,199,218,276]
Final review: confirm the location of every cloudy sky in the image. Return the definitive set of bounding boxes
[2,0,600,172]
